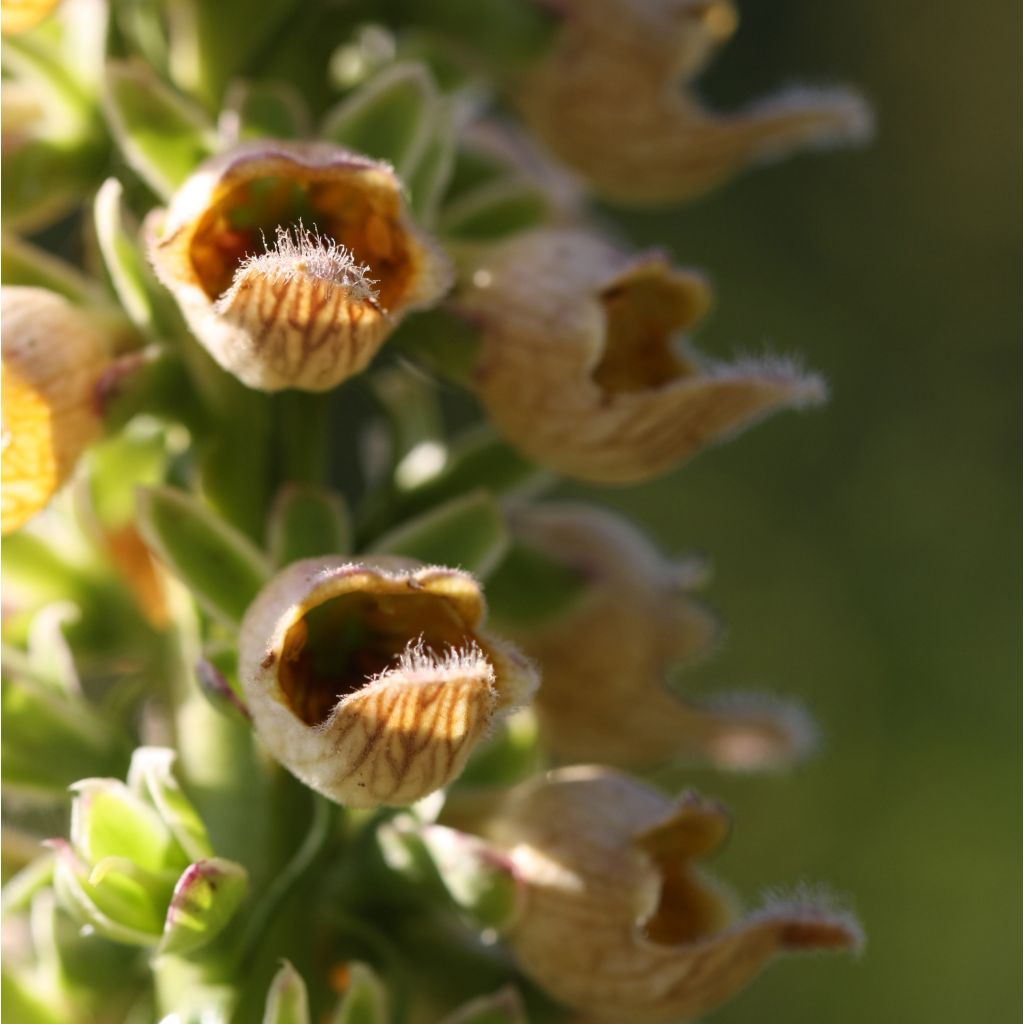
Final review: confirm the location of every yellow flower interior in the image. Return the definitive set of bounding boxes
[592,273,701,394]
[189,171,417,311]
[278,590,479,727]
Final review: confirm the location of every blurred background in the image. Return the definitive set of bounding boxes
[565,2,1019,1020]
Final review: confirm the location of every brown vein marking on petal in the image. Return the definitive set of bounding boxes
[592,266,708,394]
[277,590,478,727]
[189,172,415,310]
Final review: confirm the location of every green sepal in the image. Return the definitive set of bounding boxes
[439,179,552,240]
[93,177,170,334]
[322,61,439,181]
[136,485,271,625]
[386,306,482,385]
[85,420,172,531]
[103,60,217,199]
[195,651,251,723]
[455,711,541,789]
[439,988,527,1024]
[407,107,456,224]
[484,539,589,628]
[157,857,248,956]
[127,747,214,863]
[70,779,182,874]
[262,960,311,1024]
[267,484,351,567]
[369,491,508,578]
[416,825,522,933]
[51,840,167,946]
[220,79,312,142]
[327,962,389,1024]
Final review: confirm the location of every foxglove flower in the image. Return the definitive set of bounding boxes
[1,286,110,533]
[238,556,537,807]
[482,766,862,1023]
[458,228,825,484]
[516,0,872,204]
[500,502,815,771]
[148,141,452,391]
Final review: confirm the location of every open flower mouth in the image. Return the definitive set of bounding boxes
[592,265,708,395]
[188,167,416,311]
[278,589,481,727]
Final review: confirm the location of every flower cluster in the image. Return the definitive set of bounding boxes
[1,1,869,1021]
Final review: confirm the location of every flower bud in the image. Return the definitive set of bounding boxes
[516,0,872,204]
[499,503,815,771]
[482,766,863,1023]
[1,286,110,533]
[148,141,452,392]
[458,229,825,484]
[237,557,538,808]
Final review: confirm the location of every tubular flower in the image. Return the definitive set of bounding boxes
[238,556,538,808]
[482,766,863,1024]
[148,141,452,392]
[515,0,872,205]
[1,286,110,534]
[499,502,815,771]
[458,228,824,484]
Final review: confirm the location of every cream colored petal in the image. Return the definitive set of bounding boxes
[238,556,537,807]
[148,141,452,392]
[485,767,861,1024]
[459,229,824,484]
[517,0,871,204]
[1,286,109,533]
[500,503,813,771]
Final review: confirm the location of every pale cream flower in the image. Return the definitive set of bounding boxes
[458,228,824,484]
[1,286,110,533]
[482,766,862,1023]
[238,556,537,807]
[148,141,452,392]
[516,0,872,204]
[499,502,815,771]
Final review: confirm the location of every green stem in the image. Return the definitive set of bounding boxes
[273,391,331,488]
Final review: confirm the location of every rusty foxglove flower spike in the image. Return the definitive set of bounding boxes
[499,502,815,771]
[148,141,452,392]
[458,228,824,484]
[1,286,111,533]
[238,556,537,808]
[516,0,872,204]
[482,766,862,1023]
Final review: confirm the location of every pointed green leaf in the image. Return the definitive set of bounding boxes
[327,962,389,1024]
[385,306,482,385]
[322,62,438,179]
[267,485,351,567]
[439,988,527,1024]
[103,60,216,199]
[127,747,213,863]
[407,107,456,223]
[158,858,248,956]
[369,491,508,578]
[1,232,106,305]
[262,960,311,1024]
[220,79,312,142]
[136,486,271,625]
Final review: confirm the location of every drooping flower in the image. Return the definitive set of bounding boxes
[1,286,111,533]
[515,0,872,204]
[498,502,815,771]
[481,766,862,1023]
[457,228,825,484]
[238,556,537,807]
[148,141,452,392]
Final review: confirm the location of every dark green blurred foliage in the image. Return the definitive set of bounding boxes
[571,2,1019,1021]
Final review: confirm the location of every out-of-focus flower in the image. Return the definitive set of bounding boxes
[1,0,60,35]
[515,0,872,205]
[457,228,824,484]
[238,556,538,807]
[1,286,110,533]
[482,766,863,1023]
[148,141,452,392]
[499,502,815,771]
